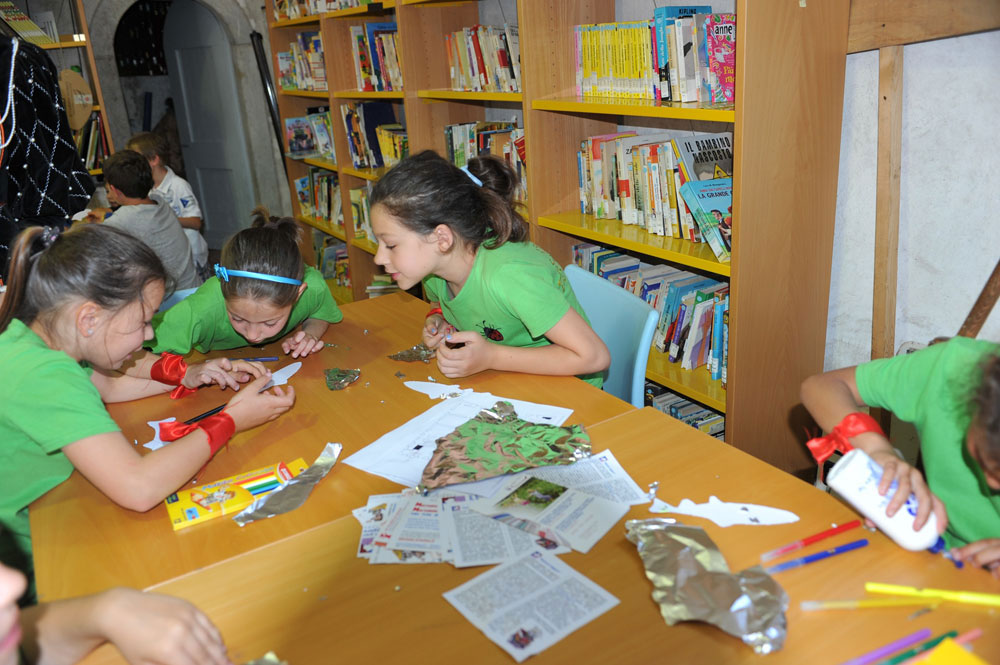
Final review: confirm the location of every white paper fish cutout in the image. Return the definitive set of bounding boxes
[262,361,302,391]
[404,380,472,400]
[138,417,177,451]
[649,495,800,527]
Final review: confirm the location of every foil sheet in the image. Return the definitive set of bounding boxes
[324,368,360,390]
[388,343,436,363]
[233,443,343,526]
[243,652,287,665]
[420,401,591,489]
[625,519,788,654]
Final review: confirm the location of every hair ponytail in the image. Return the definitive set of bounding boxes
[0,224,167,335]
[219,206,304,307]
[370,150,527,251]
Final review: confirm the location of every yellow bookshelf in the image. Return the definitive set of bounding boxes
[279,89,330,99]
[417,89,523,103]
[325,279,354,305]
[302,156,339,171]
[646,351,727,413]
[351,236,379,256]
[532,96,735,123]
[333,90,404,99]
[298,215,348,242]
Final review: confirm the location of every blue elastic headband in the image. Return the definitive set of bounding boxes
[214,264,303,285]
[459,165,483,187]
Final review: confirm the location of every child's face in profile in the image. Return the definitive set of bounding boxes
[0,562,26,665]
[87,280,163,370]
[225,297,294,344]
[967,421,1000,491]
[371,204,444,291]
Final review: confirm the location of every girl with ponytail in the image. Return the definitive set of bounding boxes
[0,225,294,594]
[148,206,343,357]
[369,150,609,385]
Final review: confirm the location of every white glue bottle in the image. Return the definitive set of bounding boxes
[826,448,939,551]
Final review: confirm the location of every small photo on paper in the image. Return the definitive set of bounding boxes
[496,478,568,516]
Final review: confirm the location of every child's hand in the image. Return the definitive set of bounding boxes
[951,539,1000,579]
[423,314,451,350]
[435,331,494,377]
[97,588,230,665]
[283,330,323,358]
[182,358,266,391]
[223,374,295,431]
[869,449,948,533]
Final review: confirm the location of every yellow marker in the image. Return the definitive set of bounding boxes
[865,582,1000,608]
[800,598,936,611]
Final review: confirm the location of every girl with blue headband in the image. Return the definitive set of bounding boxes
[370,151,609,386]
[147,206,342,357]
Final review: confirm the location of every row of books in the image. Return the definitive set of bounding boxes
[574,6,735,104]
[445,24,521,93]
[350,185,376,244]
[340,101,397,169]
[573,243,729,384]
[284,108,336,161]
[276,31,327,92]
[313,230,350,287]
[273,0,374,20]
[577,129,733,262]
[365,274,400,298]
[350,22,402,92]
[444,121,526,202]
[296,167,343,232]
[0,2,54,45]
[375,124,408,168]
[75,112,109,172]
[645,382,724,439]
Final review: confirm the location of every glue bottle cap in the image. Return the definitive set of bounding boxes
[927,536,946,554]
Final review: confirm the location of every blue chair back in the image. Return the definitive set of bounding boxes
[564,264,657,408]
[157,287,198,313]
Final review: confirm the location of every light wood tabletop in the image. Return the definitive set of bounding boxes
[29,292,633,601]
[79,407,999,665]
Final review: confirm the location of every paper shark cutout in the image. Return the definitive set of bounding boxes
[138,417,177,451]
[262,361,302,391]
[650,495,800,527]
[404,380,473,400]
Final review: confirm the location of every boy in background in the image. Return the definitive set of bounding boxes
[126,132,209,276]
[95,150,201,290]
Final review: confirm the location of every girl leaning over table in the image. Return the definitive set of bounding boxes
[0,225,295,603]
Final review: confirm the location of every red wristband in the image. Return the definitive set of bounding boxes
[426,307,443,319]
[150,353,197,399]
[158,411,236,456]
[806,412,886,469]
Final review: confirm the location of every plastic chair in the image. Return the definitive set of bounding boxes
[156,287,198,313]
[564,264,658,408]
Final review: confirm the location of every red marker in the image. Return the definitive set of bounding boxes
[760,519,862,562]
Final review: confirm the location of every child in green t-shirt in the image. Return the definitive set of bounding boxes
[368,150,609,385]
[0,225,295,588]
[147,206,342,358]
[800,338,1000,578]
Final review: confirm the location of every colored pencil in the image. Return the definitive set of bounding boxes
[763,538,868,574]
[760,519,862,561]
[838,629,933,665]
[898,628,982,665]
[183,403,225,425]
[865,582,1000,608]
[877,631,957,665]
[229,356,280,362]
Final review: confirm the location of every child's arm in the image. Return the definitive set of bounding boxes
[435,308,610,379]
[99,350,268,402]
[800,367,947,532]
[19,588,229,665]
[282,318,329,358]
[176,215,203,231]
[952,539,1000,579]
[63,375,295,512]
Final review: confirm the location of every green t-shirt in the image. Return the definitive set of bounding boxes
[856,337,1000,548]
[148,265,343,354]
[0,319,120,577]
[423,241,603,388]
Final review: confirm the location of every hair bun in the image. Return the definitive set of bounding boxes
[467,155,518,202]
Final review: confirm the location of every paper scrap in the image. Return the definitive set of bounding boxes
[444,550,619,663]
[649,495,800,527]
[324,368,360,390]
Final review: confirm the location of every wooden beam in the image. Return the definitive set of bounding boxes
[848,0,1000,53]
[958,258,1000,338]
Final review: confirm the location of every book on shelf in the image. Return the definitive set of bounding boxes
[307,166,342,231]
[339,101,396,169]
[349,185,375,243]
[349,25,377,92]
[365,274,400,298]
[277,31,326,92]
[308,110,336,162]
[0,2,54,46]
[679,177,732,263]
[73,112,107,171]
[277,52,296,90]
[375,124,407,168]
[674,131,733,182]
[706,14,736,104]
[445,24,521,93]
[285,116,317,158]
[294,176,312,218]
[361,22,398,92]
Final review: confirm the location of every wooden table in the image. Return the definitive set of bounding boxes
[79,407,999,665]
[30,292,633,600]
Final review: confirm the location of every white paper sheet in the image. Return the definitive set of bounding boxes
[343,390,573,487]
[649,495,800,527]
[470,475,629,554]
[443,496,570,568]
[444,551,619,663]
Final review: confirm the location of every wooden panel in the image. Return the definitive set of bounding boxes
[848,0,1000,53]
[871,46,903,363]
[729,0,850,474]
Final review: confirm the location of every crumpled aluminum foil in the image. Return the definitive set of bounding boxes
[624,519,788,654]
[243,652,287,665]
[388,343,436,363]
[324,368,360,390]
[233,443,343,526]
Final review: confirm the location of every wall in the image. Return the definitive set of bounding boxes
[828,30,1000,369]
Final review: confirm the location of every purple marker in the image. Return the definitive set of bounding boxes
[838,629,933,665]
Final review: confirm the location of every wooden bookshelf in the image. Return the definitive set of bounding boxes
[279,89,330,99]
[333,90,405,99]
[264,0,850,474]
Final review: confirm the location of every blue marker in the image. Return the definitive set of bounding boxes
[763,538,869,574]
[229,356,280,362]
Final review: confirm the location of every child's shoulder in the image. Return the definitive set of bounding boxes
[481,241,562,276]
